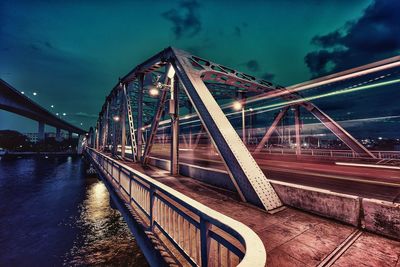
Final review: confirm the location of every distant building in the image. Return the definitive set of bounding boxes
[24,132,69,143]
[24,132,39,143]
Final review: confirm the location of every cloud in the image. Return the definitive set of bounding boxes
[161,0,201,39]
[245,60,260,72]
[305,0,400,78]
[261,72,275,81]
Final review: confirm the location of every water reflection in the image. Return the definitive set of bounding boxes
[0,156,148,267]
[65,178,148,266]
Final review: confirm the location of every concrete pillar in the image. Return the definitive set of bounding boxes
[56,128,61,142]
[170,75,179,175]
[38,121,45,141]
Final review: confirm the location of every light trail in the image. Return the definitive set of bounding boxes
[153,78,400,131]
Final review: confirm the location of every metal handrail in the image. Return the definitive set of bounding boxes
[254,147,400,159]
[86,148,266,267]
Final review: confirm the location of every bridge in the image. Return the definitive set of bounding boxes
[85,47,400,266]
[0,79,86,141]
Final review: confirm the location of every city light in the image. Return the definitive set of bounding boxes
[33,92,37,96]
[232,101,242,111]
[149,87,159,96]
[62,113,66,116]
[51,105,54,108]
[56,113,59,116]
[113,115,120,122]
[21,91,24,94]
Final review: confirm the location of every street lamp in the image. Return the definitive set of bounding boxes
[33,92,37,96]
[113,115,120,122]
[232,101,242,111]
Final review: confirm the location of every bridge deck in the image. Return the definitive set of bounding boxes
[119,159,400,267]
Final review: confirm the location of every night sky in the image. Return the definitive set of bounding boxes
[0,0,399,133]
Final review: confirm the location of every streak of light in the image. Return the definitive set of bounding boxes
[335,162,400,170]
[144,78,400,130]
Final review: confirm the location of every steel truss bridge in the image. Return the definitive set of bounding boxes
[87,47,400,266]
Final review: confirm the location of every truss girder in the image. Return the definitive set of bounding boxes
[301,102,376,158]
[142,68,171,165]
[123,84,138,161]
[255,106,290,153]
[95,46,387,211]
[172,49,282,211]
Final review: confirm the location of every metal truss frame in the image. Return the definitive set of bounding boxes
[96,47,388,210]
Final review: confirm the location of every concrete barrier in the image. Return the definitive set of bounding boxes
[362,198,400,240]
[270,181,361,226]
[148,156,400,239]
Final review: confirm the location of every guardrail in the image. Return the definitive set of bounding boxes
[254,148,400,159]
[86,148,266,267]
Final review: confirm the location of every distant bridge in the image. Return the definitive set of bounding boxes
[0,79,86,140]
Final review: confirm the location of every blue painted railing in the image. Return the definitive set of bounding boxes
[86,148,266,267]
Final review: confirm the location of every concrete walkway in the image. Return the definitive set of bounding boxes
[122,161,400,266]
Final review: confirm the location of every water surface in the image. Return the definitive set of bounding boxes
[0,156,148,266]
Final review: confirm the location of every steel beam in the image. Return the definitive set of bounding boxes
[137,74,144,161]
[294,105,301,155]
[170,75,179,175]
[120,89,126,158]
[102,101,110,151]
[254,106,289,153]
[143,66,172,165]
[172,48,282,211]
[301,102,376,158]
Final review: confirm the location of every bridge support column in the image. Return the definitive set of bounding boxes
[170,75,179,176]
[38,121,45,141]
[56,128,62,142]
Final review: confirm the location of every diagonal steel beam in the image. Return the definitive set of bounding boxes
[254,106,289,153]
[301,102,376,158]
[171,48,282,211]
[142,66,172,165]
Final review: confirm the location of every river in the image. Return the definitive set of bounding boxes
[0,155,148,266]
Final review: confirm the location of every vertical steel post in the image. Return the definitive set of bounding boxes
[240,92,246,145]
[170,75,179,175]
[137,74,144,161]
[294,105,301,155]
[121,88,126,158]
[102,101,110,151]
[200,217,210,267]
[38,121,45,141]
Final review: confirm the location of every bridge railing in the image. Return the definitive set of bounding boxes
[253,148,400,160]
[86,148,266,267]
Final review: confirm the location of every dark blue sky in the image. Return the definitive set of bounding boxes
[0,0,399,132]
